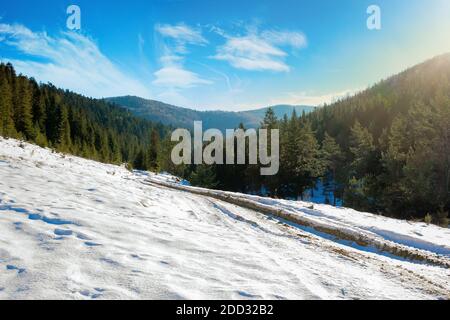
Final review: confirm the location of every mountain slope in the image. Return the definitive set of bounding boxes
[299,53,450,217]
[0,137,448,299]
[106,96,315,131]
[0,62,170,169]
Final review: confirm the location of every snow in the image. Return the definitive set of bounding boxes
[149,174,450,263]
[0,137,449,300]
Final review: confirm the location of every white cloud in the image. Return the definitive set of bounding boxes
[261,30,307,48]
[155,23,207,54]
[212,29,307,72]
[0,23,151,98]
[153,66,211,88]
[153,23,211,89]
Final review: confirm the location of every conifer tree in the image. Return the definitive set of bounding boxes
[261,107,278,129]
[321,133,343,205]
[0,78,16,137]
[295,121,323,198]
[15,78,35,140]
[349,121,375,177]
[133,149,148,171]
[148,128,160,170]
[57,104,71,151]
[190,165,218,189]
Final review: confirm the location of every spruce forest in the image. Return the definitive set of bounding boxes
[0,62,168,172]
[1,54,449,225]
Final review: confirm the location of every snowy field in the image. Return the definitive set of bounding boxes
[149,174,450,266]
[0,137,449,300]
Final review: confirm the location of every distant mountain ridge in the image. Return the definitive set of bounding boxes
[105,96,316,131]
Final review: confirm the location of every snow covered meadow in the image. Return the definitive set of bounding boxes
[0,137,449,299]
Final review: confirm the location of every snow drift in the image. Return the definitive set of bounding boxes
[0,137,449,299]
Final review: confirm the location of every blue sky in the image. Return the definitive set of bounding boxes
[1,0,450,111]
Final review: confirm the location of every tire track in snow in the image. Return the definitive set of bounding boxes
[147,183,450,299]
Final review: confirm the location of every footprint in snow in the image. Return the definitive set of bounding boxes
[79,288,103,299]
[28,214,76,226]
[130,254,145,261]
[6,265,26,274]
[84,242,102,247]
[100,258,121,267]
[237,291,261,299]
[54,229,73,236]
[76,233,92,240]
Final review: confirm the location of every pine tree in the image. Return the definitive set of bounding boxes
[148,128,160,170]
[345,121,381,211]
[349,121,375,177]
[0,78,16,137]
[261,107,278,129]
[32,91,47,133]
[295,121,323,198]
[321,133,343,205]
[260,109,279,195]
[15,78,36,140]
[190,165,218,189]
[57,104,71,151]
[133,149,148,171]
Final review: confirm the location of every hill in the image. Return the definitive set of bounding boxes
[193,53,450,221]
[303,53,450,217]
[0,62,170,170]
[106,96,315,131]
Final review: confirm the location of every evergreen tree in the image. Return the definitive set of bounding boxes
[349,121,375,178]
[344,121,380,210]
[133,149,148,171]
[190,165,218,189]
[295,121,323,198]
[0,78,16,136]
[15,78,35,140]
[321,133,343,205]
[148,128,160,170]
[32,90,47,133]
[57,104,71,151]
[261,107,278,129]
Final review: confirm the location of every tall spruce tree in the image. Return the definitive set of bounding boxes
[57,104,71,151]
[0,78,16,136]
[321,133,343,205]
[148,128,160,170]
[15,77,35,140]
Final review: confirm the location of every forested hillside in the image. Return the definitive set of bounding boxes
[1,53,449,224]
[195,54,450,223]
[106,95,315,131]
[0,63,168,170]
[307,53,450,220]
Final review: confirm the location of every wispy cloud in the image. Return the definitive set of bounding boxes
[212,28,307,72]
[155,23,207,54]
[153,23,211,89]
[153,66,211,88]
[0,23,151,98]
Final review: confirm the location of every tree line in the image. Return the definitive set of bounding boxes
[0,62,167,171]
[182,54,450,226]
[1,56,449,226]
